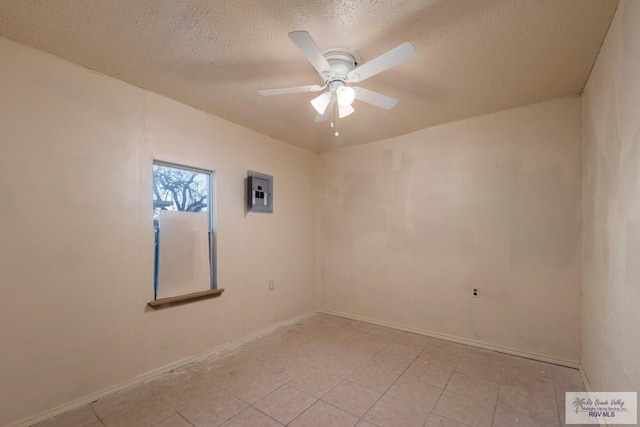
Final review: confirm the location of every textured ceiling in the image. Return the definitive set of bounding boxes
[0,0,617,153]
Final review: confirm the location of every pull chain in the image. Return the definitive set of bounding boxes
[332,99,339,137]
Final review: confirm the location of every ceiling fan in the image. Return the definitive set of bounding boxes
[259,31,416,127]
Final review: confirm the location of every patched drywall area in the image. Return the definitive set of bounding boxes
[321,97,582,363]
[0,36,318,426]
[581,0,640,393]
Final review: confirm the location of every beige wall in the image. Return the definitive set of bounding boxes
[582,0,640,393]
[320,97,582,364]
[7,7,639,421]
[0,36,318,426]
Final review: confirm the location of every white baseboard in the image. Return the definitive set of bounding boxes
[319,308,580,368]
[577,366,609,426]
[14,310,317,427]
[579,364,594,392]
[19,308,581,427]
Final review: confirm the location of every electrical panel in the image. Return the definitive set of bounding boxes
[247,171,273,213]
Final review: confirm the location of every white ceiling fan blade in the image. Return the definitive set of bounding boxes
[258,85,324,96]
[347,42,416,83]
[315,96,336,122]
[338,103,355,118]
[289,31,333,79]
[353,87,399,109]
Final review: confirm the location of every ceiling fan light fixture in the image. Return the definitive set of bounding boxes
[310,92,332,114]
[336,86,355,106]
[338,103,355,118]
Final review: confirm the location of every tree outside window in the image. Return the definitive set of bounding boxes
[152,163,210,223]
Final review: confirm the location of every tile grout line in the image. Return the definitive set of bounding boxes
[41,314,584,427]
[290,319,384,425]
[176,412,195,427]
[241,318,366,426]
[358,333,432,425]
[428,346,515,425]
[302,322,387,422]
[285,321,390,422]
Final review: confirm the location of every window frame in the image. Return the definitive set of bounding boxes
[152,160,217,300]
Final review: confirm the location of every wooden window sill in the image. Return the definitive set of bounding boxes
[147,288,224,308]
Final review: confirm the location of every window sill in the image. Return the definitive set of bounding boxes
[147,288,224,308]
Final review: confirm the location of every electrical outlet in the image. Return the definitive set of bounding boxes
[472,288,479,298]
[268,280,275,291]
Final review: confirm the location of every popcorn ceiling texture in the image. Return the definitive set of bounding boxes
[581,0,640,395]
[0,0,617,152]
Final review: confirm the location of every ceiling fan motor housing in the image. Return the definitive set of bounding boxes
[323,49,360,86]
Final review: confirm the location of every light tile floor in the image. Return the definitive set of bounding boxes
[36,314,587,427]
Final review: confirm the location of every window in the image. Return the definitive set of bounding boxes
[152,162,216,301]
